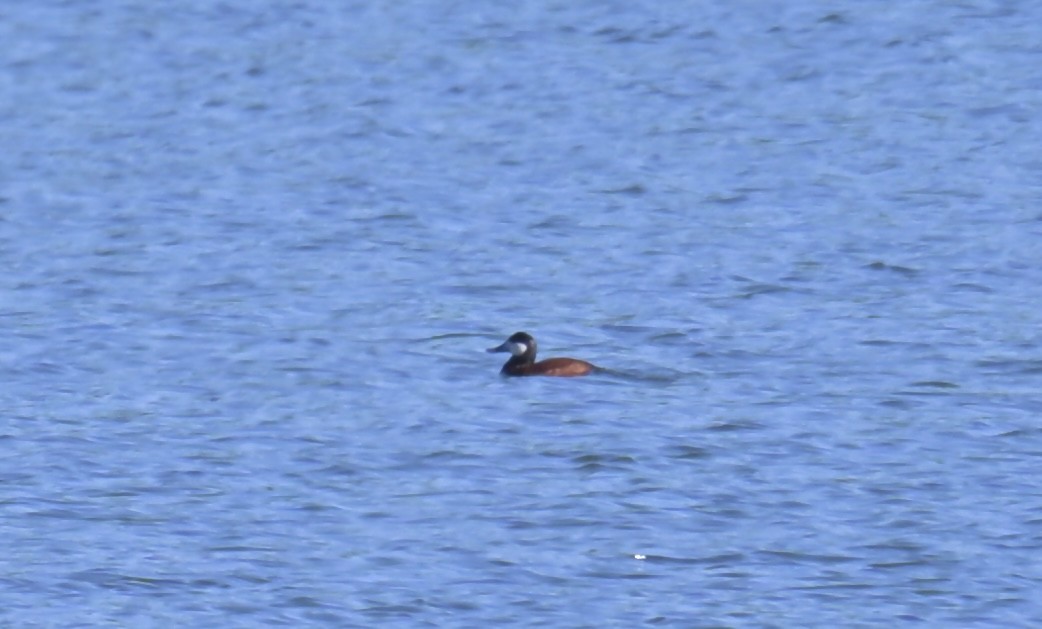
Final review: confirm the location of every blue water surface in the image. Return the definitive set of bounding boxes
[3,1,1042,626]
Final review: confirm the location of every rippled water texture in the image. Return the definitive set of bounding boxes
[3,1,1042,626]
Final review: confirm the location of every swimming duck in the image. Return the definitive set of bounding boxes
[487,331,596,377]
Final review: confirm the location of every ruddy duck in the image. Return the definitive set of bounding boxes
[487,331,596,377]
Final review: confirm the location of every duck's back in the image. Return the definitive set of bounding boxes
[521,358,595,377]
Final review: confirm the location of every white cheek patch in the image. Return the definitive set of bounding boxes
[510,342,528,357]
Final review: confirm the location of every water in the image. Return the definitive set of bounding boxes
[3,1,1042,626]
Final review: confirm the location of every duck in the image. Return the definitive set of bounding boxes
[487,331,596,377]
